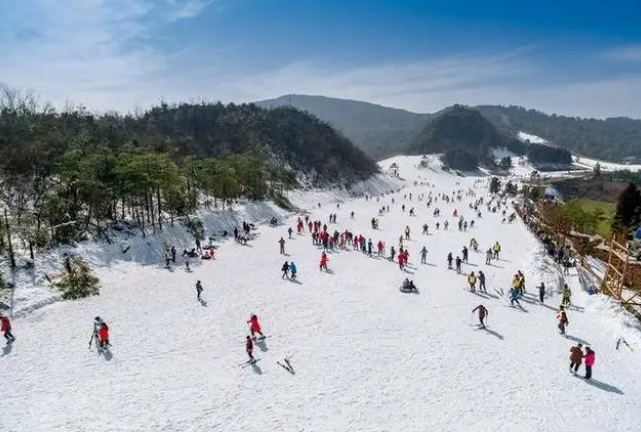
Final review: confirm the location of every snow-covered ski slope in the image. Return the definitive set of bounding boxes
[2,156,641,432]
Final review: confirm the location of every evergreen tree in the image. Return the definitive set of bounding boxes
[54,255,100,300]
[613,183,641,233]
[489,177,501,194]
[499,156,512,171]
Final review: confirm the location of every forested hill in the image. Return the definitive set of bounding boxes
[256,94,431,160]
[474,105,641,161]
[256,94,641,162]
[0,101,378,186]
[0,100,378,246]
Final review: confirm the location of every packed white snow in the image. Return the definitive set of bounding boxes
[573,156,641,172]
[517,131,548,144]
[1,155,640,432]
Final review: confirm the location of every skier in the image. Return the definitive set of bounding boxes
[468,271,477,292]
[569,343,583,375]
[557,309,569,335]
[1,314,15,345]
[472,305,488,329]
[247,314,265,339]
[163,248,171,268]
[538,282,546,303]
[98,322,110,349]
[320,252,329,271]
[420,247,428,264]
[517,271,526,296]
[493,242,501,259]
[182,250,191,271]
[196,280,203,301]
[289,262,298,280]
[485,249,492,265]
[279,237,286,255]
[584,347,595,380]
[478,271,487,293]
[281,261,290,279]
[447,252,453,269]
[561,284,572,307]
[422,224,429,235]
[455,256,462,274]
[462,246,469,263]
[89,316,104,348]
[245,335,255,362]
[287,226,293,239]
[509,287,521,308]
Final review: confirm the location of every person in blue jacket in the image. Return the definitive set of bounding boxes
[509,287,522,307]
[289,262,297,280]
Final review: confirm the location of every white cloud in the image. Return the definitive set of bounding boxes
[601,45,641,63]
[0,0,213,111]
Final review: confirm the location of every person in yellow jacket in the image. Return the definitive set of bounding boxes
[511,275,521,297]
[468,271,477,292]
[517,270,526,296]
[493,241,501,259]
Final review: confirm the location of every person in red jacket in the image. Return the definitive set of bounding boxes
[320,252,329,271]
[98,322,110,348]
[584,347,596,380]
[245,335,254,361]
[247,314,264,339]
[1,314,15,344]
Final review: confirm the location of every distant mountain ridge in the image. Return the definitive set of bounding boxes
[255,95,431,160]
[255,95,641,162]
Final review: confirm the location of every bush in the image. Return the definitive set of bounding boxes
[272,193,295,210]
[182,217,204,240]
[54,255,100,300]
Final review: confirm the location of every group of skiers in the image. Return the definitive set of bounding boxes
[569,343,596,380]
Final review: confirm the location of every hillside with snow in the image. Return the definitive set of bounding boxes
[2,156,640,432]
[517,131,548,144]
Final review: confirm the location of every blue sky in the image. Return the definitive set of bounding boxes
[1,0,641,118]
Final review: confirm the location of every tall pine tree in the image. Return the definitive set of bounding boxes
[613,183,641,234]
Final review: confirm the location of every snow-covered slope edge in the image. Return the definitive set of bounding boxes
[4,173,402,316]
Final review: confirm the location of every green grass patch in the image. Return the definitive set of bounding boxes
[575,199,614,238]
